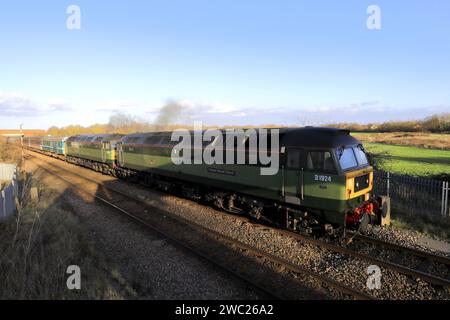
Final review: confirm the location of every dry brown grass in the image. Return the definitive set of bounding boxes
[0,180,9,190]
[329,113,450,133]
[0,139,22,165]
[353,132,450,150]
[0,179,122,299]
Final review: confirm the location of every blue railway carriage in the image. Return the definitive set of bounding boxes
[42,136,68,155]
[23,136,43,150]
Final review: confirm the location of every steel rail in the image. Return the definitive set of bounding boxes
[275,229,450,288]
[26,154,283,300]
[350,232,450,266]
[26,151,374,300]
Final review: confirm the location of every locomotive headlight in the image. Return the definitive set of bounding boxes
[364,193,370,201]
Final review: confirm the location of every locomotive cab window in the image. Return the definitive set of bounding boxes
[353,145,369,167]
[158,135,170,145]
[337,147,358,171]
[306,151,336,173]
[287,149,301,169]
[144,136,162,145]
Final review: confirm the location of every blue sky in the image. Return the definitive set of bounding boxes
[0,0,449,129]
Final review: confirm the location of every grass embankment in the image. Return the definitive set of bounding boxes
[0,178,123,299]
[351,134,450,239]
[0,140,22,165]
[390,211,450,241]
[353,133,450,180]
[364,143,450,178]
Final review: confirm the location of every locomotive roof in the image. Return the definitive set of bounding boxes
[24,136,67,140]
[67,134,124,142]
[42,136,68,141]
[121,127,361,149]
[279,127,361,148]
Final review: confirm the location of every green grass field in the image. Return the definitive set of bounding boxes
[363,142,450,178]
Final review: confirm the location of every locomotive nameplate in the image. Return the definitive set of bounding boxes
[207,168,236,176]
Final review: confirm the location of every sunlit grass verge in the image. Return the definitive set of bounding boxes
[0,183,123,299]
[390,209,450,241]
[365,143,450,179]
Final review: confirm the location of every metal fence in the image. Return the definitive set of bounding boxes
[0,163,18,221]
[373,170,449,218]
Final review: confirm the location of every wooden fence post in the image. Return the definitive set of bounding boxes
[386,172,390,198]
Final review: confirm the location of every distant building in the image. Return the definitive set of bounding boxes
[0,130,46,137]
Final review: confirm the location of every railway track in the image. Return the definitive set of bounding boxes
[347,232,450,281]
[225,215,450,288]
[226,215,450,289]
[274,229,450,288]
[25,149,450,295]
[25,151,374,300]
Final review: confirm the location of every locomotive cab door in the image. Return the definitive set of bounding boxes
[117,142,124,166]
[101,142,107,162]
[284,148,304,205]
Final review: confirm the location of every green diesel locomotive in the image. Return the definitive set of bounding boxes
[24,127,390,235]
[115,127,389,234]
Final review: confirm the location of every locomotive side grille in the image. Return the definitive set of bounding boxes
[354,174,370,192]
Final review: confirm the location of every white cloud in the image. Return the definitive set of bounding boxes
[296,102,448,124]
[94,99,144,113]
[174,99,241,114]
[1,92,447,129]
[0,92,71,117]
[305,101,382,115]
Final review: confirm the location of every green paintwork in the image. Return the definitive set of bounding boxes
[67,141,115,164]
[118,144,372,225]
